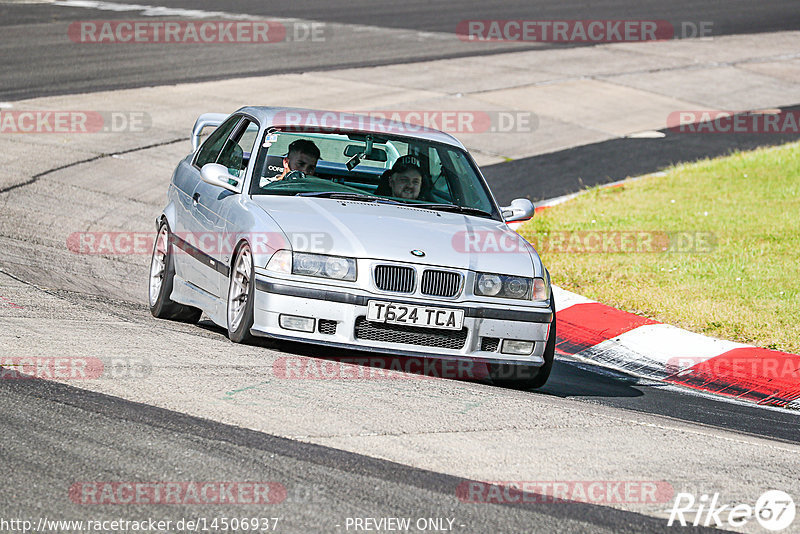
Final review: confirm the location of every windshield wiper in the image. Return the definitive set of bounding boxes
[413,203,494,218]
[297,191,403,204]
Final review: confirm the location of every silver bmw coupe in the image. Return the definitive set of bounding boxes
[149,107,555,388]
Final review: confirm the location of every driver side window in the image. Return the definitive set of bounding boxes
[194,115,242,169]
[217,120,259,179]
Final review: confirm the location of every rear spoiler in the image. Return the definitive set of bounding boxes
[191,113,229,152]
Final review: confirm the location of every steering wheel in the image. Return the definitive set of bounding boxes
[284,170,306,181]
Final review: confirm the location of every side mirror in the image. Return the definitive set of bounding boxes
[501,198,535,222]
[200,163,239,193]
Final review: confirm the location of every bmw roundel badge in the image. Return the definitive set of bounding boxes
[410,249,425,257]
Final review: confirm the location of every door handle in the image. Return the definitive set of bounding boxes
[192,192,200,205]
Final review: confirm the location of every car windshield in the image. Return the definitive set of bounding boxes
[249,130,499,219]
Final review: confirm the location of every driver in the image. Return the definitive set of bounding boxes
[268,139,320,183]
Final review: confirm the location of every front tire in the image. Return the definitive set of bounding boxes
[489,294,557,389]
[227,242,256,343]
[148,221,202,323]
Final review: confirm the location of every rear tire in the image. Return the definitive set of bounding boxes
[489,293,556,389]
[227,242,256,343]
[148,221,202,323]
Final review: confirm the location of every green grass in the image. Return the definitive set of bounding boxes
[518,141,800,354]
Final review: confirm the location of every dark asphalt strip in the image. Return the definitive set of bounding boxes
[541,359,800,445]
[53,0,800,37]
[0,377,722,533]
[482,109,800,205]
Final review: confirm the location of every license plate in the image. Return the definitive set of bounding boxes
[366,301,464,330]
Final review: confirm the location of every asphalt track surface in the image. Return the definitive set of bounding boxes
[483,111,800,204]
[2,0,800,100]
[1,2,800,533]
[0,377,725,533]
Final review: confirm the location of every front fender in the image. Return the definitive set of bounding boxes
[224,197,292,274]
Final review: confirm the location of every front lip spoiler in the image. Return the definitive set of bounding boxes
[255,278,553,323]
[249,328,545,368]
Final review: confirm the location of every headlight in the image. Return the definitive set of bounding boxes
[295,253,323,275]
[475,273,502,296]
[504,277,529,299]
[324,256,352,279]
[292,252,357,281]
[267,250,357,281]
[474,273,547,300]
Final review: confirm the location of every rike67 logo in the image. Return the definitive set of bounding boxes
[668,490,795,531]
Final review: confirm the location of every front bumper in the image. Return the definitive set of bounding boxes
[251,275,553,366]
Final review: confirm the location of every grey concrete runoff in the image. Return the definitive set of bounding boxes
[0,28,799,532]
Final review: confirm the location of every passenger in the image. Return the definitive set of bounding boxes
[376,155,432,200]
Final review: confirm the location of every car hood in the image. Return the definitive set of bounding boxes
[250,196,542,277]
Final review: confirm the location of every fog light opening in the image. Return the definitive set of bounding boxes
[501,339,535,356]
[279,314,315,333]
